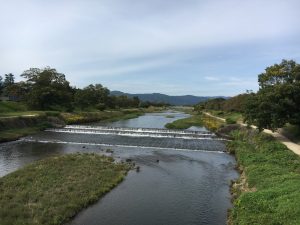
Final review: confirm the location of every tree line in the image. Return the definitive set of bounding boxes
[196,59,300,131]
[0,67,158,111]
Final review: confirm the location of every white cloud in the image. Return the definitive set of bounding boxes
[204,76,221,81]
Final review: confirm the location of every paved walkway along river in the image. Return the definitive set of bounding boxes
[203,112,300,156]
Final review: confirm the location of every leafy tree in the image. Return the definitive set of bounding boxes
[222,93,251,112]
[132,96,140,107]
[3,82,27,101]
[74,84,110,110]
[4,73,15,87]
[196,98,226,111]
[0,76,3,95]
[244,59,300,131]
[21,67,73,110]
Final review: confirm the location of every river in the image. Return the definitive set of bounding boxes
[0,111,238,225]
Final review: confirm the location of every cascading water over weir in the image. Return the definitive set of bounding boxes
[23,125,226,152]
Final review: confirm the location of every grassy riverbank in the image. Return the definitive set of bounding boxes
[165,113,224,131]
[0,106,164,143]
[0,153,132,225]
[204,110,243,124]
[60,109,144,124]
[227,129,300,225]
[0,114,59,143]
[0,127,45,142]
[165,115,203,129]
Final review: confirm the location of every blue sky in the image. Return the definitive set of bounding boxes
[1,0,300,96]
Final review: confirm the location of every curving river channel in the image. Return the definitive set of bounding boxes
[0,111,238,225]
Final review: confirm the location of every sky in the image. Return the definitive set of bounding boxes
[0,0,300,96]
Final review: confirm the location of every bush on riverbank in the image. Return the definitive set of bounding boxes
[201,114,224,131]
[0,153,132,225]
[228,129,300,225]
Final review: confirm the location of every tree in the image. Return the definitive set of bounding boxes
[21,67,73,110]
[0,76,3,95]
[195,98,226,111]
[74,84,110,110]
[222,93,250,112]
[4,73,15,87]
[132,96,140,107]
[3,82,27,101]
[244,59,300,131]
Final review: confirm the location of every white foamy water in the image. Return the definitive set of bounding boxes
[65,125,214,135]
[46,128,221,140]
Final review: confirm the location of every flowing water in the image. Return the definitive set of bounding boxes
[0,111,238,225]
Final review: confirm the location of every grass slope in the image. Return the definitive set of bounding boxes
[0,127,44,142]
[165,113,224,131]
[0,153,132,225]
[207,110,243,123]
[228,130,300,225]
[165,115,203,129]
[0,101,27,113]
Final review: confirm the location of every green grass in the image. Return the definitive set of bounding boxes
[208,110,243,123]
[165,113,225,131]
[0,153,132,225]
[0,101,27,113]
[0,127,44,142]
[104,112,144,122]
[165,115,203,129]
[61,109,144,124]
[228,129,300,225]
[201,114,224,131]
[165,115,175,118]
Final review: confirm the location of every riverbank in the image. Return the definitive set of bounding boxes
[227,129,300,225]
[0,153,133,225]
[170,111,300,224]
[0,113,61,143]
[201,113,300,224]
[165,112,224,131]
[0,107,165,143]
[165,114,203,129]
[60,109,144,124]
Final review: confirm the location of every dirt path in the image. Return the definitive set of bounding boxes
[202,112,226,122]
[203,112,300,156]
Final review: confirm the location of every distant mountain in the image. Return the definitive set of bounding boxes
[110,91,228,106]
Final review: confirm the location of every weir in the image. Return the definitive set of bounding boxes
[28,125,227,152]
[64,125,213,135]
[46,127,218,140]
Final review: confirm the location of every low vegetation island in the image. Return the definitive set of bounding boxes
[0,153,133,225]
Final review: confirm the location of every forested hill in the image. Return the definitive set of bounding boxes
[111,91,228,106]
